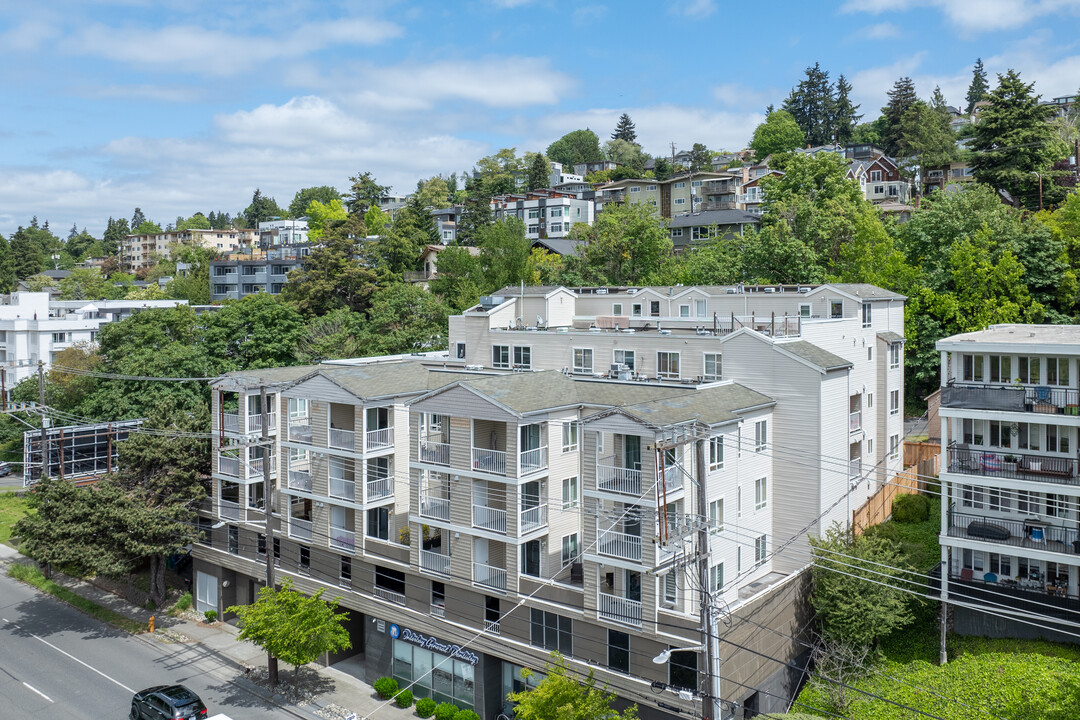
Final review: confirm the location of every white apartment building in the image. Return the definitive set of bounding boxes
[193,282,905,720]
[0,292,188,390]
[937,325,1080,640]
[490,194,594,242]
[121,228,257,271]
[258,218,309,249]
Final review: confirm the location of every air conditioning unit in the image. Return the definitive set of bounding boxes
[798,287,811,294]
[659,329,672,335]
[597,288,609,294]
[763,287,777,293]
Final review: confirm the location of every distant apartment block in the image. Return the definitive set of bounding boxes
[210,259,302,302]
[597,172,738,219]
[491,192,594,246]
[258,218,309,250]
[121,228,257,272]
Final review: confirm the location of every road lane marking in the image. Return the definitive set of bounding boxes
[4,619,134,693]
[22,682,53,702]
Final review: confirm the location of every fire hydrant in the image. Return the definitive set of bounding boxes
[148,615,155,633]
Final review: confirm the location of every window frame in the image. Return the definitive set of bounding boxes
[562,423,579,453]
[657,351,681,380]
[703,353,722,382]
[572,347,593,374]
[709,436,724,471]
[513,345,531,369]
[755,477,767,510]
[492,344,510,369]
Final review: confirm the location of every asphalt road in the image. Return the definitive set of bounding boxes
[0,570,301,719]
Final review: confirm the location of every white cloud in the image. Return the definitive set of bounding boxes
[839,0,1080,34]
[73,83,203,103]
[712,83,777,111]
[673,0,716,18]
[862,22,901,38]
[0,20,61,52]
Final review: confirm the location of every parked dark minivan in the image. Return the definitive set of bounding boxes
[130,685,208,719]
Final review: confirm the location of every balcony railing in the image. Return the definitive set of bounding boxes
[218,455,240,477]
[599,530,643,561]
[519,446,547,475]
[248,456,276,478]
[366,475,393,501]
[849,459,862,480]
[941,382,1080,414]
[662,466,680,493]
[484,620,501,634]
[520,504,548,533]
[373,586,407,606]
[420,495,450,521]
[599,592,643,627]
[330,527,356,552]
[472,448,507,475]
[430,602,446,617]
[473,504,507,533]
[947,510,1079,555]
[222,413,240,433]
[219,499,240,521]
[288,468,312,492]
[419,440,450,465]
[946,574,1080,623]
[329,476,355,501]
[850,410,862,433]
[366,427,393,451]
[947,446,1080,486]
[329,427,355,451]
[420,550,451,577]
[246,413,276,434]
[473,561,507,591]
[596,463,642,495]
[288,423,312,444]
[289,517,313,542]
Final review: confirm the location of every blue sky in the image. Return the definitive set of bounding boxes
[1,0,1079,237]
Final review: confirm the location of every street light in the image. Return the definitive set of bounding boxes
[652,645,705,664]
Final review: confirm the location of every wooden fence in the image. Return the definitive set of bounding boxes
[904,441,940,468]
[851,459,936,534]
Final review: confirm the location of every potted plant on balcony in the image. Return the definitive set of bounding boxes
[1003,454,1019,473]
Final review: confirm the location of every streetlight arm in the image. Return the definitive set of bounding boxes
[652,645,706,664]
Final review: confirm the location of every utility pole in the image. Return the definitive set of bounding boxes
[695,438,723,720]
[38,361,48,482]
[260,385,279,686]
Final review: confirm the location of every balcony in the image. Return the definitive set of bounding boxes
[699,200,736,212]
[248,456,276,479]
[219,499,240,521]
[420,440,451,466]
[366,427,393,451]
[944,573,1080,624]
[366,475,393,501]
[850,410,862,433]
[473,504,507,534]
[947,446,1080,486]
[472,448,507,475]
[420,495,450,521]
[329,476,356,502]
[222,413,240,433]
[941,382,1080,415]
[288,422,312,444]
[519,446,547,475]
[484,620,501,635]
[598,592,643,627]
[849,459,862,480]
[520,504,548,533]
[947,510,1079,555]
[218,455,240,477]
[599,530,643,561]
[289,517,313,542]
[373,586,407,606]
[288,468,312,492]
[329,427,356,451]
[430,602,446,617]
[420,550,451,577]
[330,527,356,552]
[661,466,680,493]
[473,561,507,591]
[596,463,642,495]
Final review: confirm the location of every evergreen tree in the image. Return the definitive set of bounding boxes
[527,152,550,191]
[611,113,637,143]
[130,207,146,230]
[688,143,711,172]
[243,189,284,228]
[782,62,836,146]
[965,58,989,114]
[898,99,958,188]
[68,222,79,241]
[653,156,673,181]
[102,217,129,257]
[0,234,15,293]
[881,76,919,157]
[345,171,391,216]
[832,74,862,146]
[457,177,494,246]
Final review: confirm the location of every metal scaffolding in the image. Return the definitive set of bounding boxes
[22,419,143,486]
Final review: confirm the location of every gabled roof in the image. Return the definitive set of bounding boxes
[826,283,906,301]
[613,383,774,428]
[776,341,853,371]
[668,210,761,228]
[877,331,905,344]
[532,238,580,256]
[492,285,573,298]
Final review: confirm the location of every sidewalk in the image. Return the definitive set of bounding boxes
[0,544,413,720]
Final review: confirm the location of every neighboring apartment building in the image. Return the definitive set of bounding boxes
[193,282,905,720]
[597,172,735,219]
[924,161,975,195]
[936,325,1080,641]
[847,155,912,205]
[491,192,594,243]
[209,259,303,302]
[549,162,584,186]
[0,292,187,391]
[431,207,461,244]
[258,219,309,250]
[121,228,257,272]
[574,160,619,176]
[667,210,760,251]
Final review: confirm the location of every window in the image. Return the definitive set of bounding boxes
[528,224,540,234]
[561,533,578,565]
[870,170,882,182]
[228,525,239,554]
[629,186,641,193]
[614,349,635,370]
[674,182,686,189]
[52,332,69,343]
[989,354,1011,382]
[867,438,873,454]
[530,609,572,655]
[709,436,724,470]
[737,486,742,518]
[299,547,310,571]
[549,208,562,217]
[513,346,531,369]
[799,303,812,318]
[755,535,767,567]
[755,420,767,451]
[679,304,690,317]
[1017,490,1032,513]
[1048,425,1071,453]
[755,477,767,510]
[890,390,900,415]
[650,301,661,317]
[861,302,872,328]
[662,572,678,607]
[873,184,885,195]
[492,345,510,369]
[562,422,578,452]
[521,539,541,577]
[612,303,623,315]
[830,300,843,319]
[704,353,722,381]
[608,630,630,674]
[1047,357,1070,386]
[962,354,985,382]
[657,351,680,380]
[456,342,466,359]
[709,499,724,533]
[340,556,352,583]
[257,534,266,557]
[673,198,687,205]
[367,507,389,540]
[549,223,562,232]
[557,475,579,512]
[890,344,901,369]
[572,348,593,374]
[889,434,900,460]
[710,563,724,592]
[632,303,642,317]
[670,228,684,238]
[646,184,657,191]
[868,347,873,361]
[273,538,280,565]
[528,209,540,219]
[1018,356,1040,384]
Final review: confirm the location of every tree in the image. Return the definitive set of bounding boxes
[810,522,914,646]
[134,220,162,234]
[363,205,388,236]
[9,220,61,280]
[289,185,340,218]
[898,100,958,187]
[428,246,485,312]
[102,217,130,256]
[227,577,351,686]
[57,268,125,300]
[176,213,211,231]
[509,654,638,720]
[457,177,494,246]
[0,234,15,293]
[526,152,550,191]
[566,202,672,285]
[243,189,284,228]
[305,199,349,240]
[652,156,673,182]
[293,308,365,363]
[750,110,805,160]
[783,62,836,146]
[965,57,989,113]
[474,148,525,195]
[970,69,1060,209]
[281,235,378,317]
[13,477,97,579]
[166,246,216,305]
[203,294,307,372]
[546,129,604,169]
[130,208,147,231]
[611,113,637,143]
[832,74,862,145]
[358,284,450,355]
[881,76,919,157]
[414,177,452,209]
[603,139,648,174]
[477,218,532,291]
[807,635,872,716]
[687,143,711,172]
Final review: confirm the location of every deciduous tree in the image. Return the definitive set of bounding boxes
[750,110,805,160]
[358,284,450,355]
[203,293,307,372]
[509,654,638,720]
[566,202,671,285]
[289,185,340,218]
[546,129,604,169]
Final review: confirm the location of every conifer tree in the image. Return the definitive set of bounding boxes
[783,62,836,146]
[965,58,989,114]
[881,77,918,156]
[527,152,550,190]
[832,74,862,146]
[611,113,637,143]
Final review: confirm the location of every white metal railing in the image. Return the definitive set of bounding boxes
[330,527,355,552]
[248,456,275,479]
[420,550,451,576]
[849,410,862,433]
[222,413,240,433]
[289,517,313,542]
[420,440,451,465]
[519,446,547,474]
[218,455,240,477]
[596,464,642,495]
[599,530,642,561]
[520,504,548,533]
[430,602,446,617]
[472,447,507,475]
[373,586,406,605]
[247,413,276,434]
[329,476,355,501]
[288,423,312,444]
[485,620,501,634]
[329,427,355,451]
[219,499,240,520]
[366,475,392,501]
[599,593,643,626]
[473,504,507,533]
[288,469,312,492]
[366,427,393,451]
[420,495,450,521]
[473,562,507,590]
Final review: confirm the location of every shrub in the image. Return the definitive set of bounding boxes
[892,494,930,524]
[374,677,399,700]
[453,711,480,720]
[203,610,218,623]
[433,702,459,720]
[396,690,414,708]
[174,592,193,612]
[416,698,437,718]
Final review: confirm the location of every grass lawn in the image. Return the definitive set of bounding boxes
[0,490,29,547]
[7,563,145,634]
